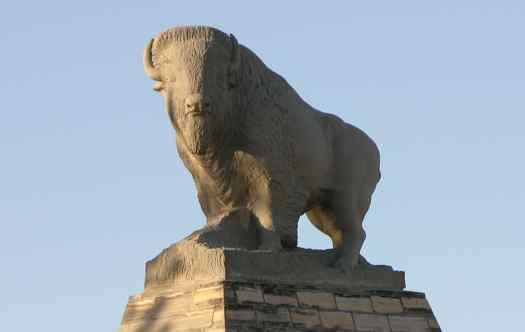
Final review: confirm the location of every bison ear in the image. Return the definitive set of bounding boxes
[228,33,241,88]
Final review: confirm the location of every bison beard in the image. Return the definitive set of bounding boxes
[182,115,215,155]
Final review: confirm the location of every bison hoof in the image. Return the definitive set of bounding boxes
[333,256,359,274]
[257,231,284,252]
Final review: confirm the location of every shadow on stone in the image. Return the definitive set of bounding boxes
[121,298,170,332]
[193,207,259,250]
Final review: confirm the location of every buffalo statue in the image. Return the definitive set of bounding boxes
[143,26,381,272]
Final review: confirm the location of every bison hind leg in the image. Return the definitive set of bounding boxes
[306,207,344,249]
[307,188,372,273]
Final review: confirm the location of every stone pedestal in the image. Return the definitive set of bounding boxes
[118,248,441,332]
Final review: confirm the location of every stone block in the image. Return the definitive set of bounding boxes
[371,295,403,314]
[154,295,193,319]
[297,291,336,309]
[389,315,429,332]
[120,309,214,332]
[127,295,155,305]
[290,308,320,328]
[213,308,225,323]
[120,282,442,332]
[336,296,374,312]
[118,244,443,332]
[224,288,237,302]
[256,307,291,323]
[121,303,153,322]
[401,296,431,311]
[354,313,390,332]
[236,287,264,303]
[122,292,196,323]
[171,310,214,331]
[319,310,354,330]
[194,286,224,306]
[264,293,298,306]
[226,309,256,321]
[428,317,441,329]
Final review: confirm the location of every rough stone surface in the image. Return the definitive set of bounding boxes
[428,317,441,329]
[120,308,214,332]
[401,296,432,310]
[297,291,336,309]
[389,315,429,332]
[264,294,298,306]
[371,295,404,314]
[335,296,374,312]
[236,287,264,303]
[353,313,391,332]
[319,310,354,329]
[290,308,320,328]
[226,310,255,321]
[194,285,224,304]
[255,307,291,323]
[145,245,405,292]
[143,25,382,272]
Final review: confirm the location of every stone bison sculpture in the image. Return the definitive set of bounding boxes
[143,26,381,272]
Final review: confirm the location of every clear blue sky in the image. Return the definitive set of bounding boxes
[1,1,523,331]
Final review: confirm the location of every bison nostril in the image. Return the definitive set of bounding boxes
[184,94,211,113]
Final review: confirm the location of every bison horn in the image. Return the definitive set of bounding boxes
[228,34,241,87]
[143,38,161,81]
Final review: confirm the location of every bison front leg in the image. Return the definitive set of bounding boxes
[250,177,301,251]
[253,207,284,251]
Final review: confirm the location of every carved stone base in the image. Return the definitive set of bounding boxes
[118,279,441,332]
[118,240,441,331]
[142,218,405,292]
[145,246,406,292]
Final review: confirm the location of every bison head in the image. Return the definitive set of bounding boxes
[143,27,241,155]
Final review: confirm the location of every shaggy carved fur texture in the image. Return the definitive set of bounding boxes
[144,26,380,272]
